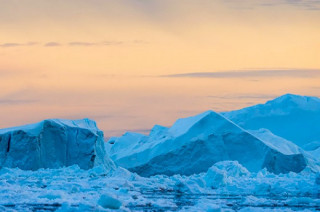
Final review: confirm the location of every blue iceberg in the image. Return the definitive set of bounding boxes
[107,110,319,176]
[0,119,114,170]
[223,94,320,147]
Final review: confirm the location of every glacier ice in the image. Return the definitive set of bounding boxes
[0,119,114,170]
[223,94,320,147]
[107,110,317,176]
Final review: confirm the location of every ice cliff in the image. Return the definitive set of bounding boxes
[107,111,318,177]
[223,94,320,147]
[0,119,114,170]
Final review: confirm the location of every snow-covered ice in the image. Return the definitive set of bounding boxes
[0,119,114,170]
[223,94,320,147]
[107,110,319,176]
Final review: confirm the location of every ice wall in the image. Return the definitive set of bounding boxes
[0,119,114,170]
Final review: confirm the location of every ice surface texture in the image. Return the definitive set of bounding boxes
[0,162,319,211]
[223,94,320,147]
[108,110,318,176]
[0,119,114,170]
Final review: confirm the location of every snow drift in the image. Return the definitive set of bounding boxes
[223,94,320,147]
[0,119,114,170]
[107,111,317,176]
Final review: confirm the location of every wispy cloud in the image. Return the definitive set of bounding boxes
[44,42,61,47]
[0,43,21,48]
[284,0,320,10]
[0,42,38,48]
[68,42,96,46]
[0,99,38,105]
[0,88,42,106]
[161,69,320,78]
[1,40,141,48]
[68,41,123,46]
[224,0,320,10]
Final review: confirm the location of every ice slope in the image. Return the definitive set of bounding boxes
[304,141,320,151]
[223,94,320,147]
[309,147,320,160]
[107,111,315,176]
[0,119,114,170]
[303,141,320,160]
[248,129,320,172]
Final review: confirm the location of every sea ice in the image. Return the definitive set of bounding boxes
[98,193,122,209]
[0,162,318,211]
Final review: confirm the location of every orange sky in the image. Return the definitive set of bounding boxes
[0,0,319,136]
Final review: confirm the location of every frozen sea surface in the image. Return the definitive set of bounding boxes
[0,162,319,211]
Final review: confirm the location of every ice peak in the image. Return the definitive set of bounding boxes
[223,93,320,147]
[169,110,224,136]
[108,107,318,176]
[266,93,320,110]
[272,93,300,102]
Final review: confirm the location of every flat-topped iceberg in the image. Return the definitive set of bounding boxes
[0,119,114,170]
[107,111,318,176]
[223,94,320,147]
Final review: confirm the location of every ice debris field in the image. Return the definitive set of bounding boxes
[0,94,320,211]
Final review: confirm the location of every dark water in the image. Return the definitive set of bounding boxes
[127,190,320,211]
[2,191,320,211]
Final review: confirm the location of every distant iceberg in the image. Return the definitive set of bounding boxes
[223,93,320,147]
[107,110,319,176]
[0,119,114,170]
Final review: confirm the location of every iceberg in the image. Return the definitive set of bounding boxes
[107,110,316,176]
[308,147,320,160]
[98,193,122,209]
[303,141,320,160]
[223,94,320,147]
[204,161,250,188]
[248,128,320,171]
[0,119,114,170]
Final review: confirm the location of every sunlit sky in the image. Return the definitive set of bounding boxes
[1,0,320,136]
